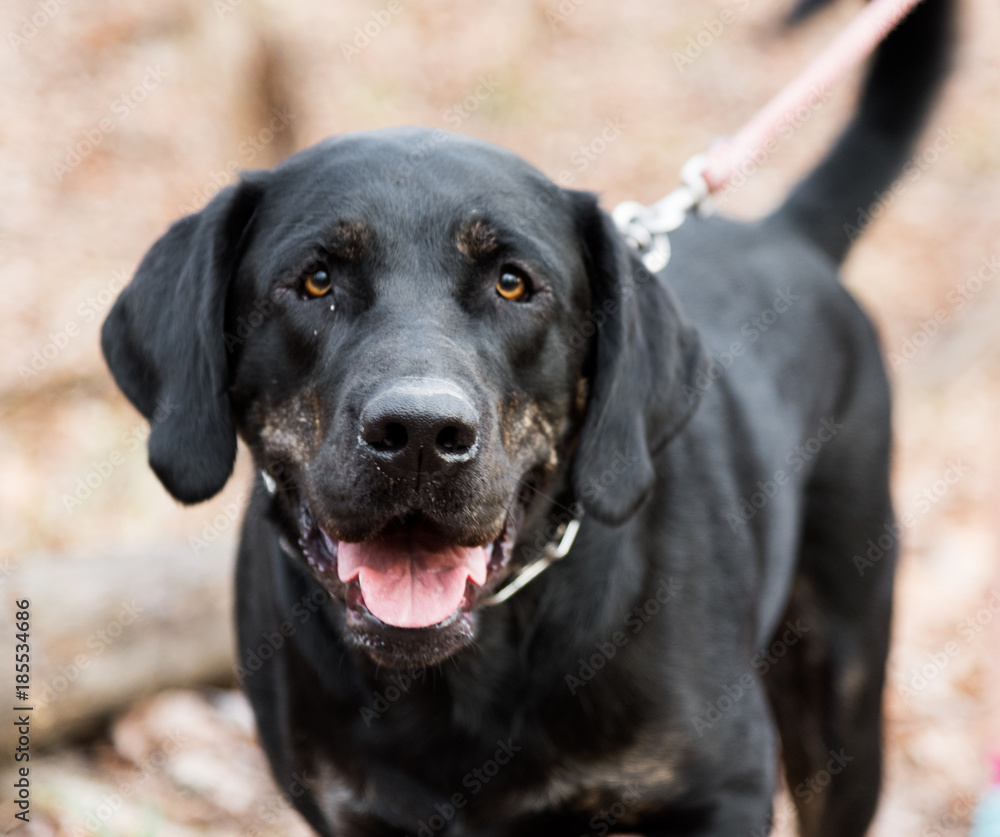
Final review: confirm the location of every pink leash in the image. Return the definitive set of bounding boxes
[704,0,926,191]
[613,0,927,272]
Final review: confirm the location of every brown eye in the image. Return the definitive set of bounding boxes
[496,268,528,301]
[303,270,331,298]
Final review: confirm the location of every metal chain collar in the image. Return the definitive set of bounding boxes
[480,517,581,607]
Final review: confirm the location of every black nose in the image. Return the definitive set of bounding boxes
[360,379,479,477]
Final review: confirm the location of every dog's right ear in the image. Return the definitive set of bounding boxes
[567,190,708,525]
[101,176,264,504]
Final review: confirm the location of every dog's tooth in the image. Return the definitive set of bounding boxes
[321,529,337,556]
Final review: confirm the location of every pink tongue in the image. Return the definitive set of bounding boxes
[337,529,489,629]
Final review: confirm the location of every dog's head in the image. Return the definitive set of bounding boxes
[102,128,705,667]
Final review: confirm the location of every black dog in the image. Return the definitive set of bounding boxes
[102,1,951,834]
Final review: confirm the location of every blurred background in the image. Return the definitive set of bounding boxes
[0,0,997,834]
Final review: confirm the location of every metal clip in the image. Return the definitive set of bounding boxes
[611,153,712,273]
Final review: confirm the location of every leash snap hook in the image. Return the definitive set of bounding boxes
[611,153,712,274]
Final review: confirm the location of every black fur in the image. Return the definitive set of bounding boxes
[102,2,953,835]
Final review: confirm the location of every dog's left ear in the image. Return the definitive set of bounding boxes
[568,191,708,526]
[101,175,264,504]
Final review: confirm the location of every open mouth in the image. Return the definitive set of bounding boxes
[296,501,525,630]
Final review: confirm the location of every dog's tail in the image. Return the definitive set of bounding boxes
[774,0,954,264]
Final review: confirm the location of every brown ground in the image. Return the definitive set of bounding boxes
[1,0,998,834]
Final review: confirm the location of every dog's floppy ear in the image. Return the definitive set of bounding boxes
[568,191,708,525]
[101,176,264,504]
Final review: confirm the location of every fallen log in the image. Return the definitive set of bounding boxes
[1,537,237,753]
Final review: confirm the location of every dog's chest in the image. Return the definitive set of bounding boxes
[309,727,682,832]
